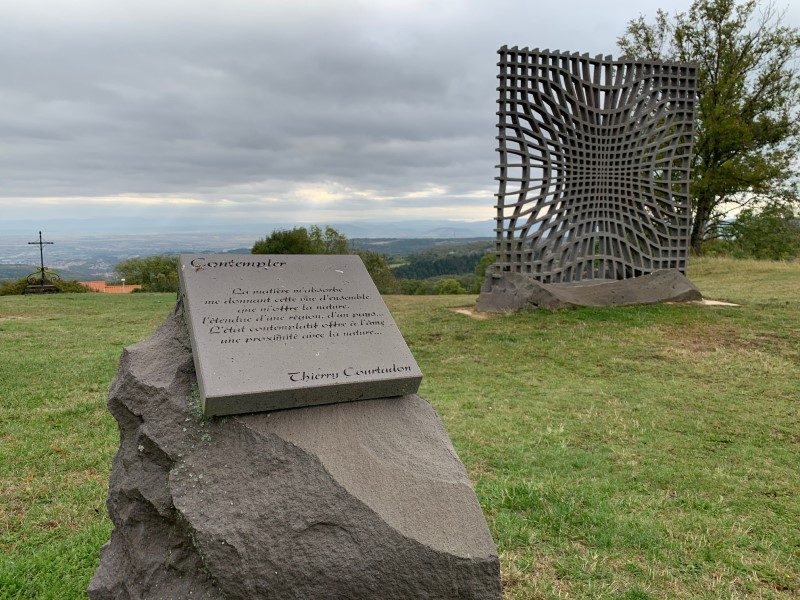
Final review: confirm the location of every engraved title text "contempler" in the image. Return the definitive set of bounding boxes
[190,257,287,269]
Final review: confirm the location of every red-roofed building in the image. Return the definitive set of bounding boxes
[80,281,142,294]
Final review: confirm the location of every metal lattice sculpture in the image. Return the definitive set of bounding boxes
[493,47,697,283]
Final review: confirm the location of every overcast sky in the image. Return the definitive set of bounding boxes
[1,0,798,233]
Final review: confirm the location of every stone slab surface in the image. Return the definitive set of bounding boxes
[477,269,702,312]
[88,305,501,600]
[179,254,421,416]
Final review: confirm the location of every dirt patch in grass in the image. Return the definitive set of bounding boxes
[656,324,787,356]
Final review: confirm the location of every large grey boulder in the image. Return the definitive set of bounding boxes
[89,304,501,600]
[477,269,702,312]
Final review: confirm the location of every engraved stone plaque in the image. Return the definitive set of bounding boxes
[178,254,422,416]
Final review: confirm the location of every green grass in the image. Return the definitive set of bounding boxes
[1,259,799,599]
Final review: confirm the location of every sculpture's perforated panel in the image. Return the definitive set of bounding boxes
[494,47,697,283]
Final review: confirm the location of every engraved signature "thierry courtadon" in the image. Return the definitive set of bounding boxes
[288,364,413,382]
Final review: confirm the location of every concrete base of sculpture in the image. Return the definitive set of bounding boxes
[477,269,702,312]
[89,304,501,600]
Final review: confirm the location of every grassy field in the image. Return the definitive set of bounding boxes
[1,257,798,599]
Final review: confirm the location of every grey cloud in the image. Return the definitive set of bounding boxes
[2,0,772,228]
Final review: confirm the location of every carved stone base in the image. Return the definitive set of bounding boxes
[477,269,702,312]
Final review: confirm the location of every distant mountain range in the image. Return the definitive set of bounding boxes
[0,221,496,281]
[330,221,494,238]
[0,218,494,239]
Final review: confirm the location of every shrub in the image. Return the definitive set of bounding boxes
[354,250,398,294]
[725,203,800,260]
[435,278,467,295]
[398,279,434,295]
[0,278,28,296]
[115,256,179,292]
[0,276,89,295]
[474,252,496,279]
[54,280,89,293]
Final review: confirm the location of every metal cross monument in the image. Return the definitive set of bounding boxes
[28,231,54,288]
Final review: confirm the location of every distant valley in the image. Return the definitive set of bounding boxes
[0,227,494,282]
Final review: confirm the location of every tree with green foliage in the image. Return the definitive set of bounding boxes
[474,252,496,279]
[435,278,467,295]
[313,225,349,255]
[116,255,179,292]
[251,225,349,255]
[724,202,800,259]
[251,227,318,254]
[252,226,402,293]
[354,250,398,294]
[398,279,429,295]
[618,0,800,253]
[393,252,484,280]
